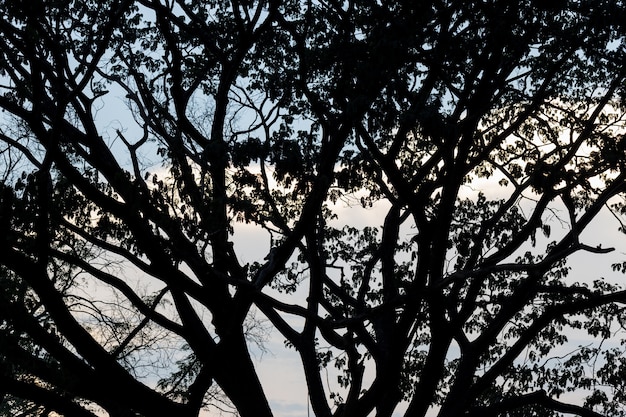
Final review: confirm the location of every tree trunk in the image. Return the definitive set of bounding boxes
[212,333,273,417]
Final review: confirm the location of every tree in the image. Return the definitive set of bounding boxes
[1,0,626,416]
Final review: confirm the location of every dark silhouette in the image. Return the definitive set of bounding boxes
[1,0,625,416]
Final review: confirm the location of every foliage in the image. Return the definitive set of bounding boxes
[1,0,626,416]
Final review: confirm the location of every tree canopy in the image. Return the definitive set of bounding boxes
[1,0,626,416]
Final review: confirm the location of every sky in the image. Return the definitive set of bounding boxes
[61,40,626,417]
[228,197,626,417]
[227,197,411,417]
[72,95,626,415]
[222,175,626,417]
